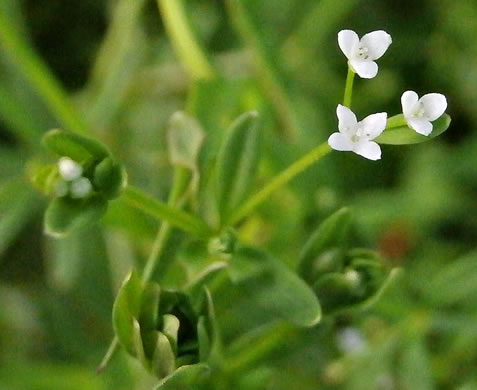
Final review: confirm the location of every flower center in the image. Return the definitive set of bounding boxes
[357,45,369,60]
[413,103,426,118]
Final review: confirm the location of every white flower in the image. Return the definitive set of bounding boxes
[328,105,387,161]
[401,91,447,136]
[338,30,392,79]
[58,157,83,181]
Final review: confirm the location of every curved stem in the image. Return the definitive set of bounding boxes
[343,65,355,108]
[228,142,331,226]
[156,0,216,81]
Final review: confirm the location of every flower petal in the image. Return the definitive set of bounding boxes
[336,104,357,133]
[420,93,447,121]
[407,118,433,136]
[354,141,381,160]
[338,30,359,60]
[401,90,419,118]
[360,30,392,60]
[328,132,354,152]
[349,59,378,79]
[360,112,388,139]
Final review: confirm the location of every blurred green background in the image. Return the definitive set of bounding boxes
[1,0,477,389]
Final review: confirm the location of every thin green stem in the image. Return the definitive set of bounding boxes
[0,11,89,135]
[156,0,216,81]
[228,142,332,226]
[121,185,212,237]
[141,167,189,283]
[343,66,355,108]
[98,168,192,373]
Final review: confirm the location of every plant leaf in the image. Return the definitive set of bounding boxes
[112,270,143,355]
[44,196,108,237]
[297,207,351,282]
[230,247,321,327]
[42,129,110,161]
[93,157,128,199]
[375,114,451,145]
[216,111,261,225]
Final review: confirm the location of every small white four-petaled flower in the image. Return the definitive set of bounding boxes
[328,105,387,161]
[338,30,392,79]
[401,90,447,136]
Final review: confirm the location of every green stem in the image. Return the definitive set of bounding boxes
[0,11,89,135]
[121,185,212,237]
[98,168,192,373]
[228,142,331,226]
[141,167,189,283]
[156,0,216,81]
[343,66,355,108]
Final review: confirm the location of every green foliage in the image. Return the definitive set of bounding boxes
[215,111,261,225]
[1,0,475,390]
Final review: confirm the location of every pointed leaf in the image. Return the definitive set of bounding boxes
[44,196,108,237]
[152,332,176,379]
[297,207,351,282]
[216,111,261,225]
[139,282,161,331]
[168,111,205,171]
[112,271,143,355]
[162,314,180,355]
[375,114,451,145]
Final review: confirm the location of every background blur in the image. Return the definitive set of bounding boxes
[1,0,477,389]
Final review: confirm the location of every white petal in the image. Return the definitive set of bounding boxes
[420,93,447,121]
[360,30,392,60]
[328,132,354,152]
[58,157,83,181]
[336,104,357,133]
[407,118,433,136]
[401,90,419,118]
[349,59,378,79]
[338,30,359,60]
[354,141,381,160]
[360,112,388,139]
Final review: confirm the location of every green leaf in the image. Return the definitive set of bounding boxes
[216,111,261,225]
[93,157,127,199]
[375,114,451,145]
[297,207,351,282]
[139,282,161,332]
[231,247,321,327]
[30,163,59,195]
[112,270,143,355]
[151,332,176,379]
[44,196,108,237]
[42,129,110,161]
[153,363,210,390]
[162,314,180,356]
[168,111,205,171]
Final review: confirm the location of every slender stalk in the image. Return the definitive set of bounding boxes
[343,66,355,108]
[156,0,216,81]
[228,142,331,226]
[98,168,193,373]
[0,11,89,135]
[141,167,189,283]
[121,185,212,237]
